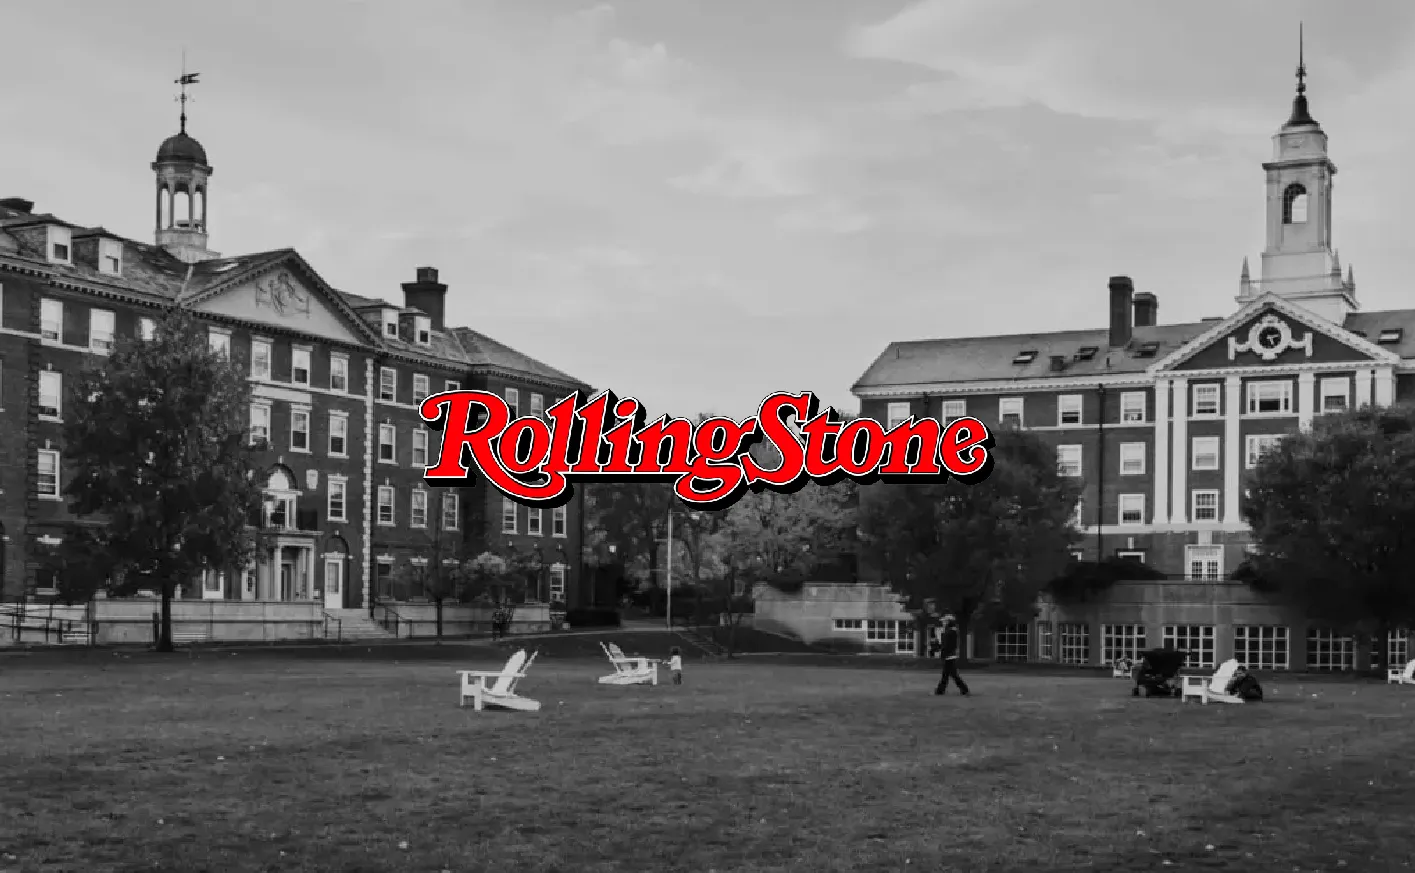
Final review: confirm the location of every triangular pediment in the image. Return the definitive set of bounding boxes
[1151,293,1398,374]
[187,256,375,345]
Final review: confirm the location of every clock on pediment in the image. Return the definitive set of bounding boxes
[1227,313,1313,362]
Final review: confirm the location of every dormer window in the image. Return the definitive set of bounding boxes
[98,239,123,276]
[1132,342,1160,359]
[414,316,431,346]
[1012,350,1038,365]
[46,226,72,264]
[1378,328,1403,344]
[382,311,399,338]
[1074,346,1098,361]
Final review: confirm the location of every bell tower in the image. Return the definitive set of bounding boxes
[1238,25,1356,323]
[152,63,220,264]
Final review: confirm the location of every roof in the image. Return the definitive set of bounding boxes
[155,132,209,166]
[449,326,591,391]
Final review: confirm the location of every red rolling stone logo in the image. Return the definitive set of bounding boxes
[419,390,995,510]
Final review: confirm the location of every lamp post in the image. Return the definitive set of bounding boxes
[665,510,674,629]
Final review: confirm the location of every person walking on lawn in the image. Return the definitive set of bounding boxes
[935,614,970,696]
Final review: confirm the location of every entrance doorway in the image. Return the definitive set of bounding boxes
[324,558,343,610]
[280,562,294,601]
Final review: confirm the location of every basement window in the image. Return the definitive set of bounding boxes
[1074,346,1098,361]
[1012,350,1038,365]
[1378,328,1403,344]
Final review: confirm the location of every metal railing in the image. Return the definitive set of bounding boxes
[1,603,93,646]
[372,602,404,638]
[322,611,342,642]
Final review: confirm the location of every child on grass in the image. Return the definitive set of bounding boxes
[668,647,683,685]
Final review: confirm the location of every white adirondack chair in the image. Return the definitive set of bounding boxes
[1180,658,1244,705]
[1111,657,1134,679]
[457,649,541,711]
[1387,659,1415,685]
[598,642,659,686]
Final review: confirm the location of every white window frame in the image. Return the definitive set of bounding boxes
[1118,493,1145,526]
[40,298,62,341]
[1185,544,1223,580]
[99,238,123,276]
[1245,434,1283,468]
[1115,550,1145,563]
[530,393,545,418]
[865,620,898,642]
[414,315,431,346]
[249,402,272,445]
[1101,624,1147,666]
[410,489,428,528]
[502,498,518,534]
[885,401,910,429]
[37,448,61,498]
[833,619,864,631]
[1037,621,1054,661]
[376,486,395,526]
[1246,380,1293,415]
[1306,628,1356,671]
[1190,436,1220,471]
[291,346,311,387]
[1119,442,1145,475]
[528,508,543,536]
[328,412,348,457]
[289,406,311,452]
[445,380,461,392]
[46,226,72,264]
[1319,377,1349,414]
[1056,445,1082,477]
[506,388,521,418]
[1233,625,1289,670]
[382,311,399,338]
[88,308,115,353]
[1191,383,1220,417]
[1191,489,1219,522]
[1057,394,1082,426]
[379,367,397,402]
[327,477,348,523]
[1058,623,1089,665]
[208,327,231,358]
[1163,625,1215,669]
[1119,391,1146,423]
[329,353,349,393]
[549,563,567,604]
[993,624,1029,662]
[411,429,429,467]
[412,373,430,403]
[138,317,155,341]
[999,397,1023,428]
[38,370,62,419]
[940,399,966,422]
[250,338,272,381]
[442,492,459,531]
[378,423,397,464]
[552,506,567,537]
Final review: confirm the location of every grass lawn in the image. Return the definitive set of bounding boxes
[2,648,1413,872]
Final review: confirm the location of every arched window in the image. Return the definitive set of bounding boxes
[1283,183,1308,224]
[264,467,297,530]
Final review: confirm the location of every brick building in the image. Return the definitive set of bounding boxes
[0,120,591,613]
[850,60,1412,671]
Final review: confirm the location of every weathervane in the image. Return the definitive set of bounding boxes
[1296,22,1306,95]
[175,51,200,134]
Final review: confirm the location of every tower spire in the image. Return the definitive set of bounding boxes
[1296,22,1306,96]
[175,52,200,135]
[1285,22,1317,127]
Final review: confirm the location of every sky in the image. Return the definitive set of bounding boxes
[6,1,1415,419]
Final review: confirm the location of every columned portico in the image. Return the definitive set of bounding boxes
[1169,377,1189,524]
[254,539,319,602]
[1297,372,1315,431]
[1355,369,1372,406]
[1223,376,1242,523]
[1375,366,1395,406]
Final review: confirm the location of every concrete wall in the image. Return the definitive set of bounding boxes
[370,601,552,638]
[90,599,325,645]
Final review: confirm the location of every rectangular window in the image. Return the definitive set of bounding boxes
[1247,380,1293,415]
[1185,544,1223,580]
[999,397,1023,428]
[330,354,349,392]
[415,316,431,346]
[528,508,543,536]
[378,424,396,463]
[1102,624,1146,666]
[549,564,567,604]
[99,238,123,276]
[885,401,910,428]
[1163,625,1215,669]
[833,619,864,631]
[993,624,1028,662]
[865,620,898,642]
[412,429,428,467]
[379,368,396,402]
[1192,384,1220,417]
[1306,628,1356,671]
[40,298,62,341]
[1233,625,1289,671]
[502,498,518,534]
[139,317,155,341]
[208,328,231,358]
[445,380,461,392]
[291,348,311,386]
[442,493,459,531]
[1119,442,1145,475]
[412,373,430,403]
[1056,445,1082,477]
[410,490,428,528]
[328,413,348,457]
[1191,436,1220,471]
[37,449,60,498]
[1118,494,1145,525]
[1037,621,1054,661]
[1320,377,1349,413]
[552,506,567,537]
[47,226,71,263]
[377,486,395,526]
[383,313,399,338]
[940,399,966,422]
[88,309,115,352]
[1245,434,1284,468]
[250,403,271,444]
[1383,630,1409,668]
[290,407,310,451]
[1058,623,1090,665]
[327,478,347,522]
[250,338,272,380]
[530,393,545,417]
[1191,489,1219,522]
[1057,394,1082,426]
[1119,391,1146,423]
[38,370,62,418]
[506,388,520,418]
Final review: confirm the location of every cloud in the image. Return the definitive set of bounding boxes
[776,199,873,235]
[670,149,811,199]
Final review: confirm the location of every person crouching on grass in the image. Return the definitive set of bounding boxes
[934,615,970,696]
[668,647,683,685]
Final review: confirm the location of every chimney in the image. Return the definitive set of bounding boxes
[1132,292,1158,328]
[1108,276,1134,348]
[0,197,34,214]
[401,266,448,331]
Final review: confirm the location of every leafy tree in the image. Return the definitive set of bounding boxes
[857,425,1080,661]
[1046,557,1166,604]
[465,551,532,608]
[584,480,676,596]
[387,489,471,639]
[1243,404,1415,671]
[62,309,268,652]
